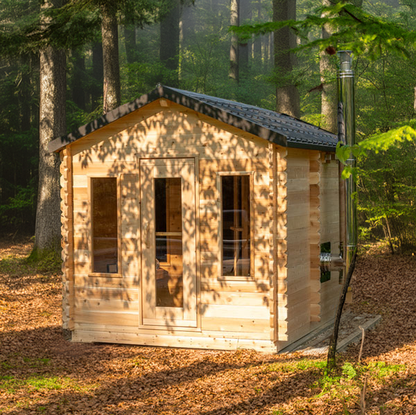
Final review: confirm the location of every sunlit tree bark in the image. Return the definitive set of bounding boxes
[229,0,239,82]
[35,0,66,252]
[101,1,120,113]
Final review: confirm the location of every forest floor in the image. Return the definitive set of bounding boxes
[1,237,416,414]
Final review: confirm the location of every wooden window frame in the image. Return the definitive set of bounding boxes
[217,171,254,281]
[88,175,122,278]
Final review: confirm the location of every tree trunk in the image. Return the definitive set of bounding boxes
[160,0,181,87]
[19,54,32,132]
[239,0,251,76]
[229,0,239,83]
[35,0,66,252]
[253,0,262,65]
[320,0,337,133]
[124,0,137,67]
[180,3,195,50]
[91,41,103,108]
[71,49,86,111]
[327,252,357,372]
[101,2,120,113]
[273,0,300,117]
[124,24,136,65]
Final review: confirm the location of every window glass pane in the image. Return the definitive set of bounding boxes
[222,175,250,277]
[155,178,183,307]
[92,178,118,273]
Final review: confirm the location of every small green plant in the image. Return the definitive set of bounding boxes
[268,358,326,373]
[0,361,13,370]
[367,361,406,381]
[27,376,67,391]
[0,374,86,394]
[313,361,361,399]
[22,357,51,368]
[342,362,358,380]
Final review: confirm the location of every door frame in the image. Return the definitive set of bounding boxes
[138,156,200,330]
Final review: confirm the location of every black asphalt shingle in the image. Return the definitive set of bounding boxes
[49,85,338,153]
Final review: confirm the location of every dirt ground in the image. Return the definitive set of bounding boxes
[1,237,416,414]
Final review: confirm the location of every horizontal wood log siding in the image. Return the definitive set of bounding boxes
[68,100,275,351]
[318,158,342,325]
[280,148,312,346]
[276,153,342,350]
[309,152,321,323]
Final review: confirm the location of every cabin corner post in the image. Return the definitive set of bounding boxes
[276,147,288,342]
[337,50,358,277]
[60,147,74,332]
[309,152,321,323]
[268,143,277,344]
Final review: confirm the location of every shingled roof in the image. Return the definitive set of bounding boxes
[49,85,338,153]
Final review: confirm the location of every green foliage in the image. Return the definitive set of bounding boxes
[27,247,62,274]
[268,358,326,373]
[0,0,169,56]
[360,125,416,153]
[367,361,406,380]
[232,2,416,59]
[0,374,84,394]
[358,138,416,251]
[314,363,359,399]
[312,360,406,401]
[0,185,37,231]
[0,246,61,276]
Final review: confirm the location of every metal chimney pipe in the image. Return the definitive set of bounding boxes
[337,50,357,276]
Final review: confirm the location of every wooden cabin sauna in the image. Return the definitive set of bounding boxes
[50,86,343,352]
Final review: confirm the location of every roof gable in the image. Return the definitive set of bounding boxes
[48,85,338,153]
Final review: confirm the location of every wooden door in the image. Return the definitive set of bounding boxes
[140,158,197,327]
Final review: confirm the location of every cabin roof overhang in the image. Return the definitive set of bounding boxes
[48,85,338,153]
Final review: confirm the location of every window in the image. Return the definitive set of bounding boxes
[91,178,118,274]
[154,178,183,307]
[320,241,331,283]
[221,175,251,277]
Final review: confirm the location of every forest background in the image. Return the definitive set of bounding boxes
[0,0,415,254]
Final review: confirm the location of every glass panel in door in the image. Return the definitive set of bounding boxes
[140,158,197,328]
[155,178,183,307]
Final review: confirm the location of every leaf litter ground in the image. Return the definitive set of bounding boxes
[1,237,416,414]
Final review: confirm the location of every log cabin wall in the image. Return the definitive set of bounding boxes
[66,99,277,352]
[276,150,342,350]
[277,148,313,347]
[318,157,342,325]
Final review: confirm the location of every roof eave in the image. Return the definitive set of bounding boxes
[287,141,337,152]
[48,87,167,153]
[48,85,338,153]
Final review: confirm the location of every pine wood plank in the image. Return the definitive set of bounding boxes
[72,330,277,352]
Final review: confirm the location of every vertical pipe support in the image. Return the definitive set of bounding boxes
[337,50,357,277]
